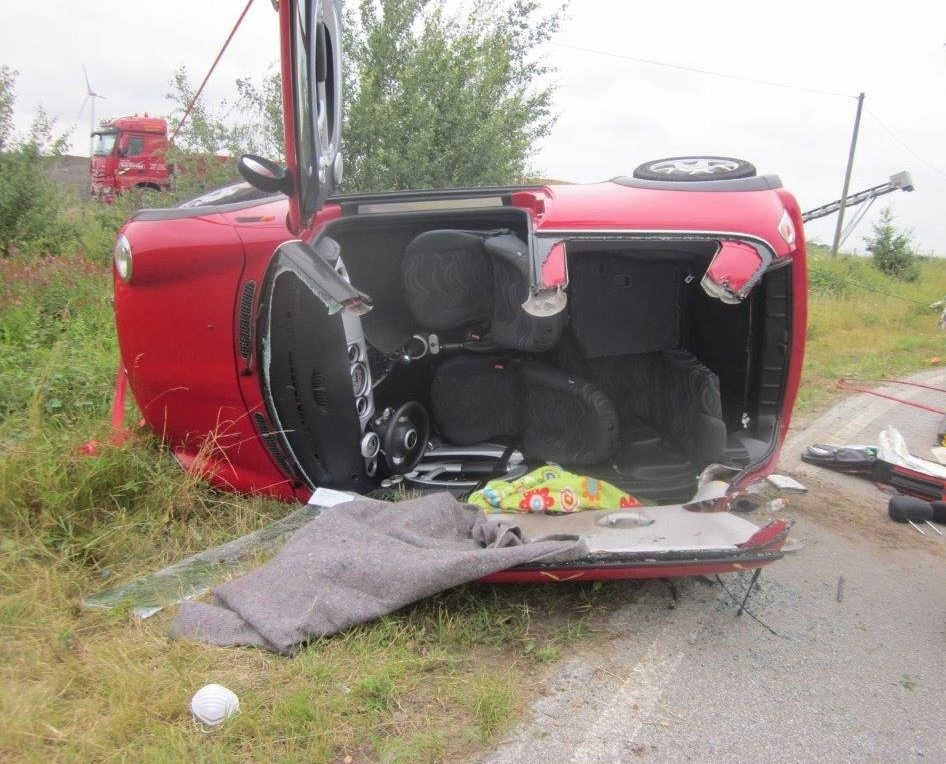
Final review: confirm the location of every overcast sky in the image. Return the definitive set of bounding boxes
[4,1,945,253]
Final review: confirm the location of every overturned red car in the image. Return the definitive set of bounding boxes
[112,0,804,581]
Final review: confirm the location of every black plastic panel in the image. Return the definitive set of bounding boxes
[252,411,296,479]
[610,174,782,192]
[259,265,368,491]
[569,253,684,357]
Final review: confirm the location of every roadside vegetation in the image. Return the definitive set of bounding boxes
[800,242,945,413]
[3,191,943,761]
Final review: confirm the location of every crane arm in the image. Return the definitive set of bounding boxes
[801,171,914,224]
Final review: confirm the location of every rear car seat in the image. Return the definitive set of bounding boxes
[430,356,618,466]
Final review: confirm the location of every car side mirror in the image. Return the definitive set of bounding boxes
[238,154,293,196]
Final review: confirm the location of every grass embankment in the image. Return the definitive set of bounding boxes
[0,193,634,761]
[799,243,946,413]
[1,217,944,761]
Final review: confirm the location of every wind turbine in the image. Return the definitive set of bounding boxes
[82,65,105,157]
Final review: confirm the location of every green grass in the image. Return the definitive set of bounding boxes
[798,243,946,413]
[2,202,944,761]
[0,230,635,759]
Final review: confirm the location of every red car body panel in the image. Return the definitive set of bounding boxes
[114,182,808,507]
[111,0,806,580]
[115,201,293,496]
[527,182,792,252]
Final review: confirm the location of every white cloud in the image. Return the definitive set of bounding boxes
[3,0,945,251]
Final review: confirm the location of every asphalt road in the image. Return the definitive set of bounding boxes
[477,370,946,763]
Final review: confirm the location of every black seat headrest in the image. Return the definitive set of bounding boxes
[402,229,564,352]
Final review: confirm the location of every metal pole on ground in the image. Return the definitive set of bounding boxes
[830,91,865,259]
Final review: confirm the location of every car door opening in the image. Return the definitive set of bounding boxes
[258,208,793,507]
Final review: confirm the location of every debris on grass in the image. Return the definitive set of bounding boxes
[82,505,322,618]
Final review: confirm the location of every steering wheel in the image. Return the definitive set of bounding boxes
[381,401,430,475]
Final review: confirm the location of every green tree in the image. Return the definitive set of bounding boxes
[0,65,15,151]
[234,71,284,159]
[161,0,562,195]
[162,67,285,201]
[341,0,564,191]
[165,67,234,156]
[0,66,72,255]
[864,207,918,282]
[165,66,283,159]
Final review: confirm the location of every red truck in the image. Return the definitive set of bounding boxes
[90,115,171,201]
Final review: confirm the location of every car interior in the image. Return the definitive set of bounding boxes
[259,205,794,506]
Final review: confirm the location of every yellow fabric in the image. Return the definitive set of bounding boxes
[468,466,640,515]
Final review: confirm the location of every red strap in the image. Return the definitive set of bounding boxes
[78,364,131,456]
[109,364,130,444]
[835,378,946,415]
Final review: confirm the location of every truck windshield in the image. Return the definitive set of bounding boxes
[92,132,118,157]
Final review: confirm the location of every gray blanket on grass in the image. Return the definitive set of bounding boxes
[169,492,587,654]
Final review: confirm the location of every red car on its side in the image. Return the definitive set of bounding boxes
[112,0,804,581]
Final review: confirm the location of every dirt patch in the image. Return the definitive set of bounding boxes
[771,469,946,557]
[46,154,89,195]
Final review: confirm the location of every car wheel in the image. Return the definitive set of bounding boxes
[632,156,756,181]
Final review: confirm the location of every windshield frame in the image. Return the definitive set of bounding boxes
[92,131,118,157]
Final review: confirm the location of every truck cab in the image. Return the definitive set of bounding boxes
[90,115,170,201]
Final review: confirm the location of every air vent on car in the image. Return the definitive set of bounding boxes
[311,368,329,410]
[253,411,296,478]
[238,281,257,359]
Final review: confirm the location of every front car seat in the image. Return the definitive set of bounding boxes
[401,229,564,352]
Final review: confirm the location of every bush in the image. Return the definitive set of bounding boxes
[865,207,918,281]
[0,66,80,256]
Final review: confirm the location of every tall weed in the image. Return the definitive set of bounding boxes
[798,246,946,412]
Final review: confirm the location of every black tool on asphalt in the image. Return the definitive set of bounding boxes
[801,444,877,476]
[887,496,942,536]
[931,501,946,525]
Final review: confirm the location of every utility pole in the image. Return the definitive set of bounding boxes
[830,92,865,258]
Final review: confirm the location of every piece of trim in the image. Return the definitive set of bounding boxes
[610,174,783,192]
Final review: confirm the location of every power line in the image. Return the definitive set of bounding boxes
[550,42,857,100]
[865,108,946,179]
[169,0,255,146]
[809,267,934,306]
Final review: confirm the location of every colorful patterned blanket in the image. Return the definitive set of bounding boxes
[469,466,640,514]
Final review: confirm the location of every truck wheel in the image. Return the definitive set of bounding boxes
[633,156,756,181]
